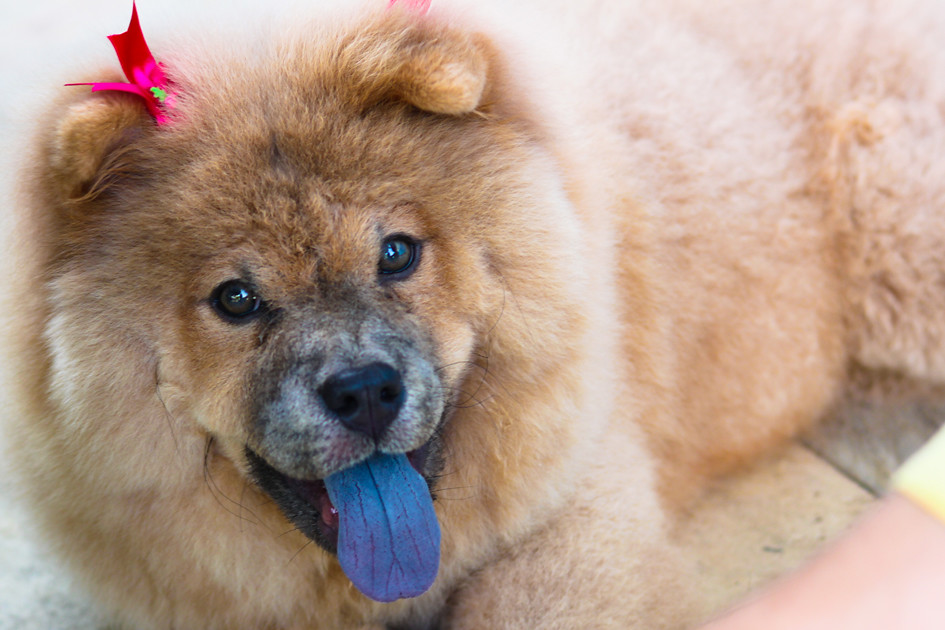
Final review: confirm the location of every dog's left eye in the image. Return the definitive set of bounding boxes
[378,235,419,278]
[211,280,263,322]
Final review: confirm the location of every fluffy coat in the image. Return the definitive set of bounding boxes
[8,0,945,627]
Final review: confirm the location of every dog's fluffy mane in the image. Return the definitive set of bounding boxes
[8,0,945,628]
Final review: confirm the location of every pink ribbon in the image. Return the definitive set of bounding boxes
[68,0,428,124]
[388,0,432,15]
[67,3,173,124]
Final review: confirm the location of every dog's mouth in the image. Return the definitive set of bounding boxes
[247,444,437,550]
[246,440,443,603]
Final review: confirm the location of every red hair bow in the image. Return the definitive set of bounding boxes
[68,3,173,124]
[69,0,430,124]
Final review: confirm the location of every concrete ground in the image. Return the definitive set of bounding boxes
[0,1,879,628]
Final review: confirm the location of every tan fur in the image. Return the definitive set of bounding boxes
[8,0,945,627]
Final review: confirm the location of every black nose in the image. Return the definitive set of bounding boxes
[319,363,404,441]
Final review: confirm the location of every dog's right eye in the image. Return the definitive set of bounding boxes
[211,280,263,322]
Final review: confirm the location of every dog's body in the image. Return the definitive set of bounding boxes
[8,0,945,627]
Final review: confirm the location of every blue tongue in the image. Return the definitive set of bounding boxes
[323,453,441,603]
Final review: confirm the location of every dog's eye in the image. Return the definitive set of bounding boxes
[211,280,263,322]
[378,236,418,278]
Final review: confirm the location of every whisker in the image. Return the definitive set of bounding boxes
[440,381,496,409]
[430,465,479,501]
[438,350,494,409]
[484,279,508,338]
[432,491,479,502]
[431,479,479,493]
[287,539,315,566]
[445,395,494,410]
[239,480,254,534]
[494,270,539,350]
[435,359,490,374]
[202,437,263,527]
[278,525,306,539]
[153,365,183,462]
[458,361,491,406]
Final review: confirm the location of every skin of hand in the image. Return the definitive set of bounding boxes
[699,493,945,630]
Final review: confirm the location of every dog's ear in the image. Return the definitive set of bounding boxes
[42,92,154,206]
[345,13,491,116]
[394,30,489,115]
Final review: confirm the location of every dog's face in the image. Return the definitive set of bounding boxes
[184,195,455,553]
[36,7,591,604]
[66,15,502,551]
[43,12,498,545]
[171,149,476,556]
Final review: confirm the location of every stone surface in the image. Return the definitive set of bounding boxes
[678,444,875,620]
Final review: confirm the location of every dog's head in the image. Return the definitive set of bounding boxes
[32,5,593,603]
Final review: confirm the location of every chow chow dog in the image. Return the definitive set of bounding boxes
[9,0,945,627]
